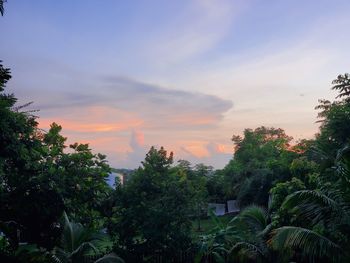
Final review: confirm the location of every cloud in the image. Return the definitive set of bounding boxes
[30,73,233,131]
[141,0,238,64]
[119,130,148,169]
[11,59,233,168]
[130,130,144,149]
[176,141,232,168]
[38,106,144,133]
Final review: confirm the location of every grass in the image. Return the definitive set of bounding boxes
[191,214,236,239]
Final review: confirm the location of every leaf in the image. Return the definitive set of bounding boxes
[94,253,125,263]
[270,226,341,261]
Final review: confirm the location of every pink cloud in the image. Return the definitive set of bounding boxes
[38,106,144,133]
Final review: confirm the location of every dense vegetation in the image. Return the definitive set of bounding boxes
[2,3,350,262]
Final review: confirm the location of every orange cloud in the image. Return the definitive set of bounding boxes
[178,141,210,158]
[38,106,144,133]
[133,130,144,147]
[214,143,232,154]
[39,118,143,132]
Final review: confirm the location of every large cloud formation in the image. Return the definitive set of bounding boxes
[9,58,233,168]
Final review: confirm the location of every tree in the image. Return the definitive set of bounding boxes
[269,144,350,262]
[41,123,112,228]
[0,62,112,257]
[0,0,6,16]
[223,127,298,206]
[0,62,65,252]
[268,73,350,262]
[314,73,350,165]
[108,147,193,261]
[270,186,349,262]
[175,161,210,231]
[332,73,350,101]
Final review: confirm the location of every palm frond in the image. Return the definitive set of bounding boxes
[270,226,341,261]
[52,213,123,263]
[0,0,6,16]
[70,241,99,259]
[282,190,347,226]
[238,205,269,232]
[62,212,93,252]
[230,241,263,254]
[229,241,265,261]
[94,253,125,263]
[51,247,69,263]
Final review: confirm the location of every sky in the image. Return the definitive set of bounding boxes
[1,0,350,168]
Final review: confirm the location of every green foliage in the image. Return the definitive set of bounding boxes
[237,170,274,207]
[232,127,293,164]
[197,72,350,262]
[175,161,209,231]
[41,123,112,228]
[51,212,123,263]
[0,62,63,250]
[108,147,193,261]
[332,73,350,101]
[196,206,272,263]
[269,177,306,229]
[270,226,341,262]
[206,170,226,202]
[269,151,350,261]
[0,62,112,262]
[196,211,238,263]
[224,126,298,206]
[270,177,306,213]
[314,74,350,166]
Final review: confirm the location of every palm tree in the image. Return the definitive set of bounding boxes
[271,225,341,262]
[51,212,124,263]
[0,0,6,16]
[228,205,271,262]
[332,73,350,101]
[196,206,272,263]
[196,211,235,263]
[269,145,350,262]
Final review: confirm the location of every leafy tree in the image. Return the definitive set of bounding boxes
[0,62,64,251]
[108,147,193,261]
[41,123,112,228]
[314,73,350,166]
[206,170,226,203]
[224,127,298,206]
[175,161,209,231]
[332,73,350,101]
[0,62,112,258]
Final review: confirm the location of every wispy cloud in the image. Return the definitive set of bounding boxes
[139,0,240,65]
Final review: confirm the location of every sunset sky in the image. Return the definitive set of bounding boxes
[1,0,350,168]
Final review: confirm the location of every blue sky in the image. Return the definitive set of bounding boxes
[1,0,350,168]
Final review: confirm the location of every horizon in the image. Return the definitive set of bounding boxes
[1,0,350,168]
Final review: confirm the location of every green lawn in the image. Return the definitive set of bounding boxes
[191,214,236,239]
